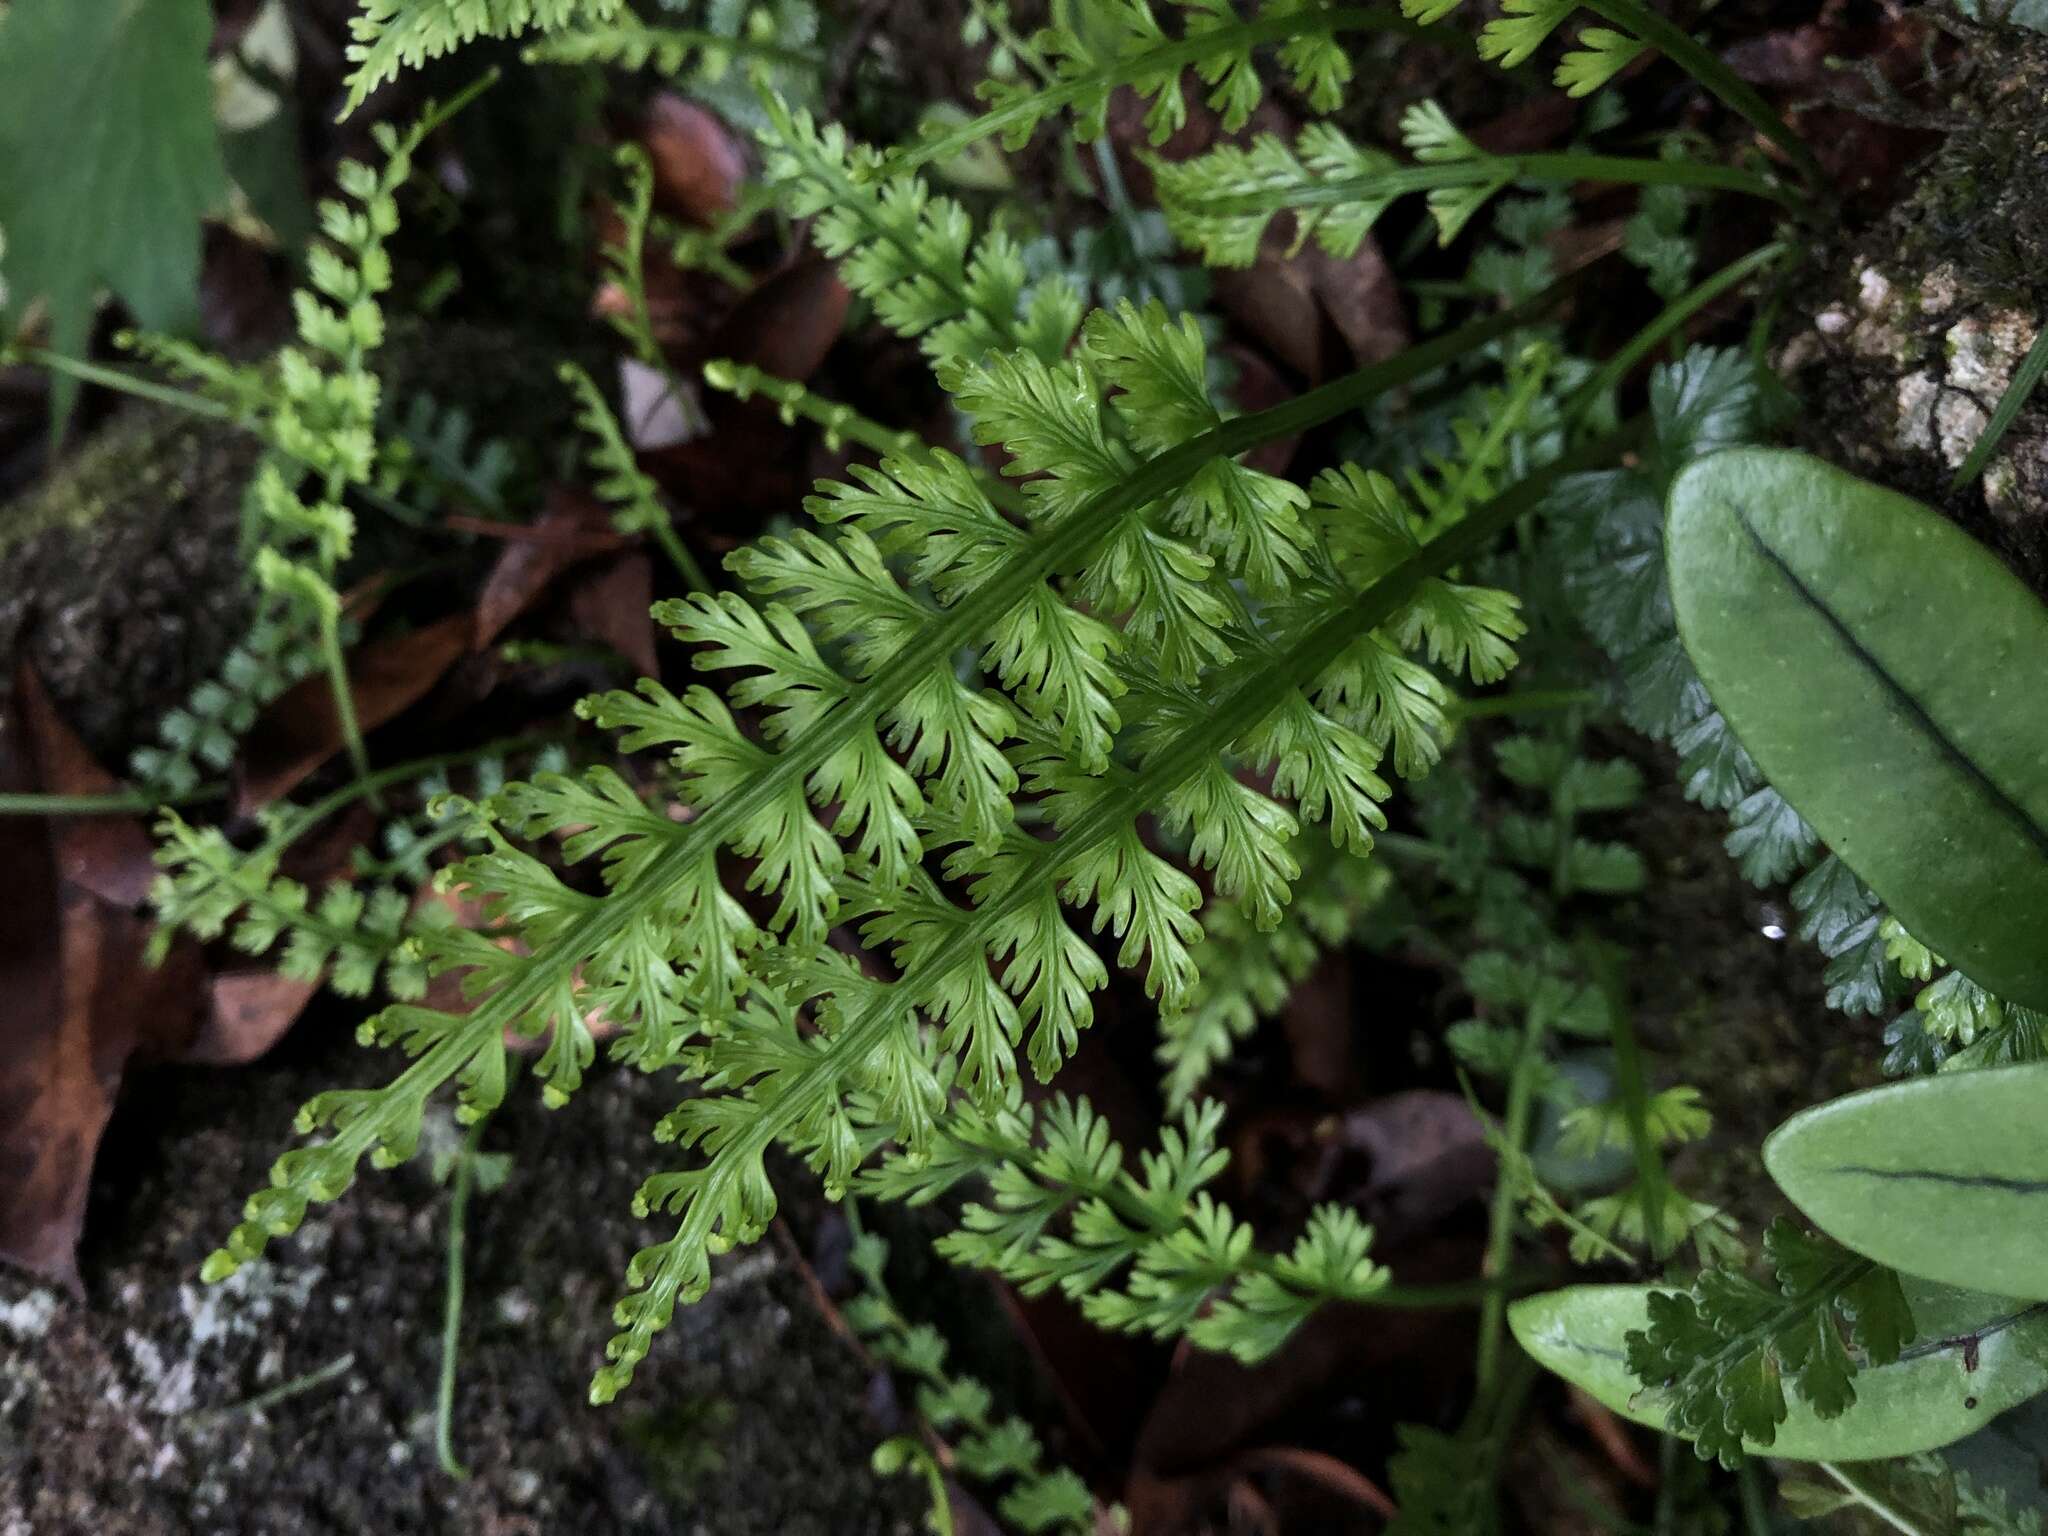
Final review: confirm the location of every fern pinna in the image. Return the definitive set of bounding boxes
[199,102,1602,1401]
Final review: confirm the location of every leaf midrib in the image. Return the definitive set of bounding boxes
[1733,505,2048,865]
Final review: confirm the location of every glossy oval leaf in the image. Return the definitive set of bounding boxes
[1510,1280,2048,1461]
[1765,1063,2048,1299]
[1666,447,2048,1008]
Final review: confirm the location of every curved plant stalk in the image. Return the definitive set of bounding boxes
[1569,241,1791,420]
[1579,0,1825,189]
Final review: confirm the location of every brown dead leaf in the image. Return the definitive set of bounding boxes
[471,488,626,652]
[705,257,850,388]
[1230,1446,1396,1520]
[643,94,747,226]
[568,552,659,678]
[0,677,207,1288]
[1301,239,1410,369]
[181,970,322,1067]
[1333,1089,1493,1243]
[237,613,472,811]
[11,664,158,909]
[1213,225,1409,386]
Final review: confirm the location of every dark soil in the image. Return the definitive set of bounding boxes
[0,1016,924,1536]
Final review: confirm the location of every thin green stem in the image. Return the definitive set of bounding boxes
[524,24,823,72]
[1569,241,1791,422]
[415,67,502,138]
[1819,1462,1928,1536]
[1736,1459,1773,1536]
[435,1117,486,1481]
[12,347,243,422]
[317,605,378,804]
[1592,946,1673,1260]
[1476,997,1551,1393]
[0,786,226,816]
[969,0,1054,82]
[1951,319,2048,494]
[1653,1429,1678,1536]
[268,730,567,854]
[1581,0,1826,189]
[13,349,457,525]
[702,360,925,461]
[187,1352,356,1422]
[1199,154,1787,217]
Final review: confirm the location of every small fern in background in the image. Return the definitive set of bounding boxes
[846,1217,1116,1535]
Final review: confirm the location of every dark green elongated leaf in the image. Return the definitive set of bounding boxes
[1765,1063,2048,1300]
[0,0,226,422]
[1512,1280,2048,1463]
[1666,447,2048,1008]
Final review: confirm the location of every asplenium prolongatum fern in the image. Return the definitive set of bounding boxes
[200,116,1582,1404]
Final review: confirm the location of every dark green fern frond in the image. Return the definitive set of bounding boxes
[1624,1219,1913,1466]
[895,0,1393,175]
[150,811,434,1000]
[846,1221,1106,1536]
[859,1092,1389,1364]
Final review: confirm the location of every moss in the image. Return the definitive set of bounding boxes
[1886,37,2048,305]
[1780,28,2048,593]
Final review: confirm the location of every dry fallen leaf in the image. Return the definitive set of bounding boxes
[237,611,472,810]
[471,487,627,653]
[568,551,659,679]
[0,666,207,1289]
[643,93,747,226]
[704,256,850,388]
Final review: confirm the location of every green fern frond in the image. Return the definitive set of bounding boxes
[596,144,674,376]
[125,115,438,797]
[1155,103,1766,263]
[1556,24,1647,95]
[893,0,1389,176]
[1552,350,1944,1030]
[559,362,669,537]
[210,265,1563,1405]
[379,391,517,515]
[1473,0,1577,66]
[602,450,1537,1396]
[846,1223,1107,1536]
[703,359,924,459]
[341,0,623,113]
[149,812,433,1000]
[761,97,1083,369]
[130,607,328,798]
[522,17,819,74]
[864,1093,1387,1363]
